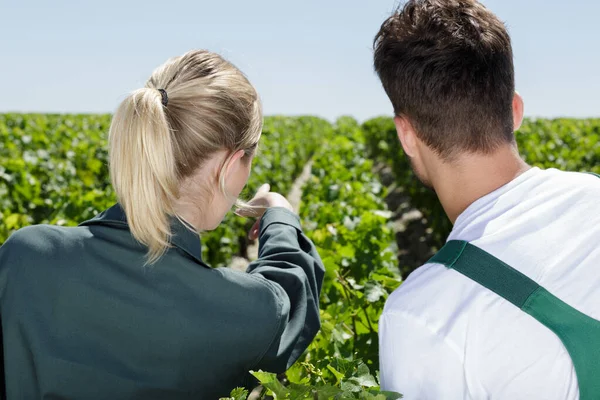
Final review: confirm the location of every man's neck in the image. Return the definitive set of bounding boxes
[431,145,531,224]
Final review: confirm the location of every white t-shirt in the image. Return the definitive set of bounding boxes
[379,167,600,399]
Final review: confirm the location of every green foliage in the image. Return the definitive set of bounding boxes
[221,359,402,399]
[218,117,402,399]
[0,114,333,269]
[221,387,249,400]
[517,118,600,171]
[0,114,115,243]
[297,118,401,379]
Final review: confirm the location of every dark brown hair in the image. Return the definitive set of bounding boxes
[374,0,515,159]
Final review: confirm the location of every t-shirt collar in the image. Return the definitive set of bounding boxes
[452,166,541,232]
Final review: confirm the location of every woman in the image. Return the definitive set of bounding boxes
[0,50,324,399]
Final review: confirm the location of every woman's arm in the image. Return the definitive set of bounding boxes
[246,207,324,372]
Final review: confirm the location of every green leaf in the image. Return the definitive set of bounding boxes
[313,384,344,399]
[358,392,385,400]
[339,245,356,259]
[379,391,403,399]
[251,371,290,398]
[287,383,315,399]
[364,281,387,303]
[354,363,378,387]
[286,363,311,385]
[219,387,248,400]
[5,214,21,229]
[340,378,362,393]
[326,364,345,384]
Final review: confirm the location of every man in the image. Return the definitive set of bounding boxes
[373,1,600,399]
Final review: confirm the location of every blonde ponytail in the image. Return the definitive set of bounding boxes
[109,89,178,264]
[108,50,263,264]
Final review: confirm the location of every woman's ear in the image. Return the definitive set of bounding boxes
[225,149,247,179]
[394,115,418,157]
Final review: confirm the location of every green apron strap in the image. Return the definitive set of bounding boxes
[428,240,539,308]
[429,240,600,400]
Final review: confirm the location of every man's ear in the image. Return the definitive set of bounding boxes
[393,115,418,157]
[513,91,525,131]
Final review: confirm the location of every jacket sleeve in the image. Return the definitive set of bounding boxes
[246,207,325,372]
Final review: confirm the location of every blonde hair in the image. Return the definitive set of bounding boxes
[109,50,263,264]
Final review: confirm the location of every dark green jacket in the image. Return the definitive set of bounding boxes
[0,204,324,399]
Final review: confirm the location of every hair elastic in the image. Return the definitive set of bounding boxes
[157,89,168,107]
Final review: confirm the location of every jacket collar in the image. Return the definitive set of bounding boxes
[79,203,208,267]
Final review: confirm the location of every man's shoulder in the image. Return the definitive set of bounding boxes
[540,168,600,187]
[383,260,487,327]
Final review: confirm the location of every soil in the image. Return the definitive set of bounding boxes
[374,163,441,279]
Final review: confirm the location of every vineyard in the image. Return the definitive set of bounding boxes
[1,114,599,398]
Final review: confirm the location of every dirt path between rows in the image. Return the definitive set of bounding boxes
[374,162,440,279]
[230,159,314,271]
[288,160,314,214]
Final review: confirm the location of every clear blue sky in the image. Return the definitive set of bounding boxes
[1,0,598,121]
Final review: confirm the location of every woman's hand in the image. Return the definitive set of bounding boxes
[236,184,294,240]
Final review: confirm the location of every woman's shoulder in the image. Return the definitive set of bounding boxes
[2,224,89,255]
[0,225,88,296]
